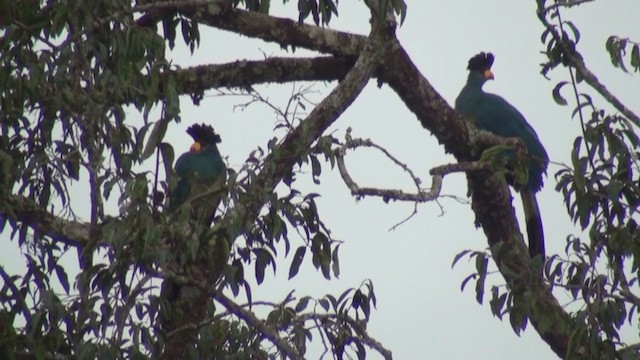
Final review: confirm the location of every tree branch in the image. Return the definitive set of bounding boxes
[536,8,640,128]
[2,3,613,357]
[540,0,595,14]
[373,29,594,360]
[174,56,354,97]
[193,8,364,56]
[299,313,393,360]
[0,193,91,248]
[159,270,303,359]
[214,291,303,360]
[335,131,492,202]
[216,14,395,248]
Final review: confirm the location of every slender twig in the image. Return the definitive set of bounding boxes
[299,313,393,360]
[335,134,492,203]
[540,0,595,14]
[156,269,303,359]
[554,9,597,171]
[537,5,640,128]
[214,292,303,359]
[164,311,231,339]
[12,20,58,49]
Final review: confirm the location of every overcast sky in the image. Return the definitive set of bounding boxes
[2,1,639,359]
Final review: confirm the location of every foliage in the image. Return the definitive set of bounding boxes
[455,1,640,357]
[0,0,397,359]
[0,0,638,359]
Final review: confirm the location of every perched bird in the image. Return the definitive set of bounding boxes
[455,52,549,259]
[163,124,226,302]
[171,123,226,226]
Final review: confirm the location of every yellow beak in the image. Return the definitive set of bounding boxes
[484,69,494,80]
[190,142,202,152]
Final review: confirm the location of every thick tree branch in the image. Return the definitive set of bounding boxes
[175,56,354,96]
[193,8,364,56]
[2,3,612,357]
[378,43,593,359]
[162,5,393,359]
[0,193,90,248]
[216,16,394,247]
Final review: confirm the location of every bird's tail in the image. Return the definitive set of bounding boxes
[520,189,545,259]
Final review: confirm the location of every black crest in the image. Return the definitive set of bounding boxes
[186,123,221,145]
[467,52,494,72]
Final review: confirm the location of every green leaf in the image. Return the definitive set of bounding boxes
[165,77,181,119]
[255,248,274,285]
[288,246,306,279]
[391,0,407,24]
[310,155,321,184]
[331,244,340,277]
[451,250,471,268]
[135,122,153,156]
[158,142,175,179]
[460,273,476,292]
[617,38,629,72]
[563,20,580,44]
[298,0,311,23]
[141,119,168,161]
[552,81,569,106]
[55,265,70,294]
[489,291,507,319]
[474,253,488,304]
[318,298,329,311]
[606,36,617,66]
[508,302,528,335]
[631,44,640,72]
[65,149,80,180]
[260,0,271,14]
[295,296,310,312]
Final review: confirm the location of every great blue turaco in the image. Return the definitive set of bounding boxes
[163,123,226,301]
[171,123,227,224]
[455,52,549,259]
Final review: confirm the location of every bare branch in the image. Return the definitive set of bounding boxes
[335,131,492,203]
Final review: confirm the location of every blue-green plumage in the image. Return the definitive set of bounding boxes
[173,146,225,206]
[455,52,549,259]
[164,124,226,302]
[170,124,226,225]
[456,71,548,192]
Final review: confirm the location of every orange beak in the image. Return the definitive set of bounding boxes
[190,142,202,152]
[484,69,494,80]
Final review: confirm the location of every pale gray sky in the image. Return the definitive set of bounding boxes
[2,1,639,359]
